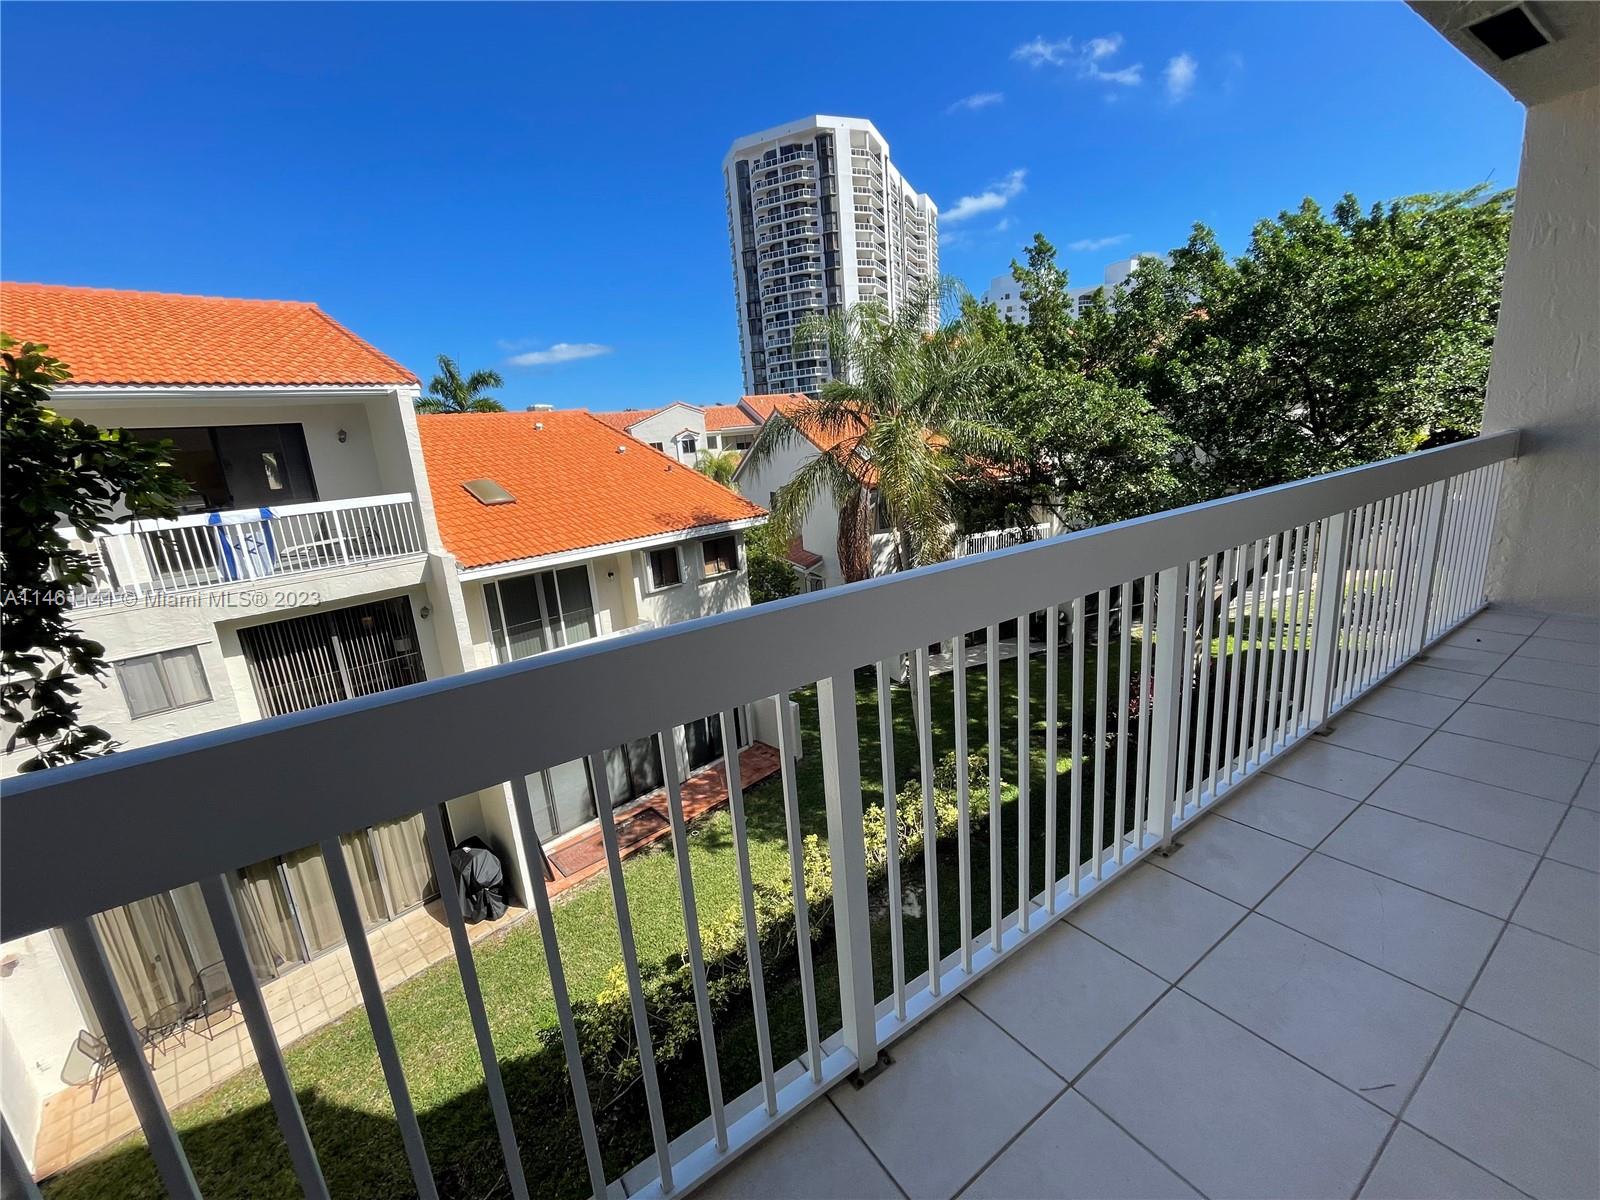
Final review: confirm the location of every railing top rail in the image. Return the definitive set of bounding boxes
[0,431,1516,939]
[105,493,418,531]
[53,494,419,538]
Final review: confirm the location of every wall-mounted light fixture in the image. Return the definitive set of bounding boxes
[419,605,432,620]
[337,429,348,444]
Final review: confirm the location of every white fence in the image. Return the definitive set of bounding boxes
[0,432,1516,1200]
[59,494,425,602]
[954,522,1054,558]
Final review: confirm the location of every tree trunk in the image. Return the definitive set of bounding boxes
[837,490,873,583]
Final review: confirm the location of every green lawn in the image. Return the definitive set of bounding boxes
[46,628,1172,1200]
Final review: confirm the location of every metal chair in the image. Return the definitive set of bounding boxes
[185,960,236,1041]
[59,1030,115,1101]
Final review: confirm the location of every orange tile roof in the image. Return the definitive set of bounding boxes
[740,393,812,422]
[0,282,416,387]
[418,410,767,569]
[592,407,661,432]
[705,403,760,431]
[786,538,823,570]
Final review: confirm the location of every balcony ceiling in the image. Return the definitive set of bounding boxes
[1411,1,1600,104]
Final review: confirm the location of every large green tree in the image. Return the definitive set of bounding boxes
[416,354,506,413]
[1,335,188,770]
[960,235,1185,533]
[747,279,1013,580]
[1100,187,1512,495]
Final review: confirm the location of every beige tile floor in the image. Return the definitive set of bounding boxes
[701,608,1600,1200]
[32,899,526,1178]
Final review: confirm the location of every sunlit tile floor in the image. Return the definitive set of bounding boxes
[702,608,1599,1200]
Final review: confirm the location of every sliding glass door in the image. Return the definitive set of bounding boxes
[484,565,598,660]
[686,709,747,771]
[240,597,426,719]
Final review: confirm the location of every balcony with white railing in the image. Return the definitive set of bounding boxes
[60,493,426,604]
[6,431,1597,1200]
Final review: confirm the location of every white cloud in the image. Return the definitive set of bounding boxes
[1067,234,1129,253]
[1012,36,1074,67]
[1165,52,1198,101]
[1012,33,1141,85]
[1092,63,1143,86]
[506,342,614,367]
[995,217,1013,233]
[942,169,1027,224]
[947,91,1004,114]
[1084,35,1122,61]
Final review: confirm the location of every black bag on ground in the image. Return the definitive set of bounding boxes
[449,836,508,922]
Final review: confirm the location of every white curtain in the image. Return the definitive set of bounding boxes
[371,815,434,913]
[161,646,211,706]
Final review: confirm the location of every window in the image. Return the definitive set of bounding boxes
[649,442,665,452]
[117,646,212,718]
[679,436,698,455]
[701,534,738,577]
[485,566,598,663]
[647,547,682,590]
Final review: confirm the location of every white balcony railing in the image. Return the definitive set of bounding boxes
[0,432,1516,1199]
[954,523,1054,558]
[58,493,425,603]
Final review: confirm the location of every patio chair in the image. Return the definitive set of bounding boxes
[185,960,236,1041]
[60,1030,115,1101]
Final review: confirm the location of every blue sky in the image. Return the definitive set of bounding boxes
[2,3,1523,412]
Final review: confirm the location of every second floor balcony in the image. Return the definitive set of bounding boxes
[61,493,426,603]
[10,428,1589,1200]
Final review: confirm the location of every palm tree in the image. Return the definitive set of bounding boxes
[694,448,742,488]
[416,355,506,413]
[744,278,1012,581]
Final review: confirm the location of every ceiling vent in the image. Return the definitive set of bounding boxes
[463,478,515,506]
[1467,4,1554,62]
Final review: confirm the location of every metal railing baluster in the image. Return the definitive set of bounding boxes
[913,649,942,992]
[775,697,823,1082]
[987,623,1003,946]
[875,660,906,1019]
[507,777,608,1200]
[1015,623,1031,930]
[660,740,728,1145]
[199,875,332,1200]
[818,675,877,1074]
[319,837,438,1199]
[953,634,974,969]
[60,918,201,1200]
[588,758,674,1189]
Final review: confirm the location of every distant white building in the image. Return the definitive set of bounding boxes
[983,253,1162,323]
[1070,254,1161,316]
[982,274,1029,323]
[724,116,938,397]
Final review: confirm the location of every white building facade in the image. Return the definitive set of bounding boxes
[0,288,778,1161]
[983,253,1161,323]
[724,116,938,396]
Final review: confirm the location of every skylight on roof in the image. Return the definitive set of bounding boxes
[463,478,515,505]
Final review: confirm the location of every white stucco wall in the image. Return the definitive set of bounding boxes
[632,532,751,628]
[0,932,88,1134]
[0,1006,43,1170]
[56,398,389,506]
[1481,83,1600,617]
[736,436,846,586]
[621,405,706,464]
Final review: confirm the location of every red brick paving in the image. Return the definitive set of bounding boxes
[544,742,783,896]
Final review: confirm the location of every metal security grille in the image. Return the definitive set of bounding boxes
[240,597,425,718]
